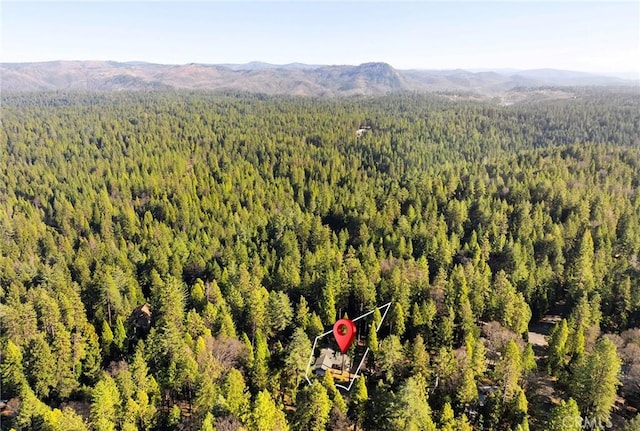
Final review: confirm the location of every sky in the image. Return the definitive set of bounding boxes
[2,1,639,74]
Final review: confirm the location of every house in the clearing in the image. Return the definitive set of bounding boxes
[314,348,353,381]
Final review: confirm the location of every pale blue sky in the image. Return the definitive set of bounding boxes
[2,1,639,73]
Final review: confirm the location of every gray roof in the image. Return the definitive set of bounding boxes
[314,348,351,371]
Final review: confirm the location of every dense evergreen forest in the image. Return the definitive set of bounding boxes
[1,90,639,431]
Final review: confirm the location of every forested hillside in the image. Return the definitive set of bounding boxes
[1,90,639,430]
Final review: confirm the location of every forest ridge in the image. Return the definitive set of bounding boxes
[1,61,637,97]
[0,89,639,431]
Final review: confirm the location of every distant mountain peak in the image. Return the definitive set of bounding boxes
[357,61,393,68]
[1,60,636,96]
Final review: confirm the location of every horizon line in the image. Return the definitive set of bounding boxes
[2,59,639,78]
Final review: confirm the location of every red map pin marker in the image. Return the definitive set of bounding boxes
[333,318,356,353]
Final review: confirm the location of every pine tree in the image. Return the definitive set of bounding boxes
[547,319,569,375]
[349,376,368,430]
[43,407,89,431]
[223,368,249,419]
[321,372,347,414]
[367,322,379,354]
[457,366,478,407]
[392,375,436,431]
[52,324,77,399]
[113,315,127,352]
[0,339,27,397]
[377,335,404,384]
[14,387,51,430]
[194,373,217,419]
[199,412,216,431]
[522,343,536,374]
[511,387,528,426]
[98,268,122,326]
[130,341,149,390]
[570,337,621,423]
[437,307,455,347]
[439,402,455,431]
[295,296,310,331]
[245,285,268,338]
[101,319,114,358]
[409,334,430,380]
[217,306,237,338]
[567,229,596,300]
[82,323,103,385]
[91,375,121,431]
[497,340,523,402]
[284,327,311,400]
[191,279,207,311]
[547,398,582,431]
[251,329,269,391]
[307,312,324,338]
[24,334,56,398]
[249,390,289,431]
[294,382,332,431]
[390,302,406,337]
[320,270,338,325]
[122,398,141,431]
[266,290,293,336]
[456,414,474,431]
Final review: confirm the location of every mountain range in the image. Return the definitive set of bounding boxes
[1,60,637,98]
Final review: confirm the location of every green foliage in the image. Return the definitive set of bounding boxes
[283,327,311,399]
[457,366,478,407]
[548,319,569,375]
[251,329,269,392]
[622,415,640,431]
[223,368,250,420]
[42,407,88,431]
[0,90,638,430]
[168,404,182,427]
[1,339,27,398]
[496,340,523,402]
[321,372,347,414]
[392,375,436,431]
[569,337,622,423]
[408,334,430,380]
[511,387,529,425]
[199,412,216,431]
[488,271,531,335]
[377,335,405,384]
[295,296,310,331]
[293,382,332,431]
[24,334,56,398]
[101,320,114,357]
[266,290,293,336]
[522,343,536,375]
[14,387,51,430]
[319,270,338,325]
[390,302,406,337]
[433,346,459,397]
[547,398,582,431]
[567,229,596,300]
[191,279,207,311]
[368,322,380,356]
[250,390,289,431]
[91,375,121,431]
[439,402,455,431]
[113,315,127,351]
[349,376,368,427]
[307,312,324,338]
